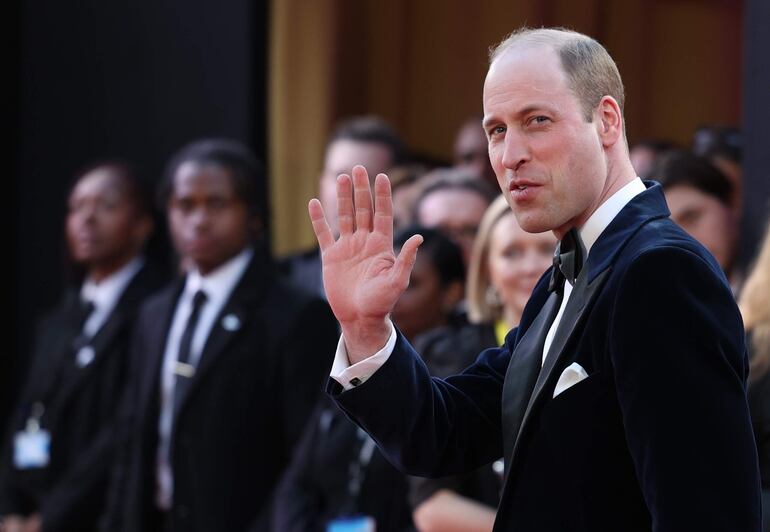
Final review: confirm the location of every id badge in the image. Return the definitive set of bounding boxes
[327,515,376,532]
[13,428,51,469]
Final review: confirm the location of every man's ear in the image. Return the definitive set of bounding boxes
[595,96,623,148]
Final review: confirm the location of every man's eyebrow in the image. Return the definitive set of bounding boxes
[483,103,558,129]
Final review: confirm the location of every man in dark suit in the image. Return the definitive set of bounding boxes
[0,163,164,532]
[102,139,338,532]
[308,28,762,530]
[280,116,406,299]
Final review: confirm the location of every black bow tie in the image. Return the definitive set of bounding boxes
[548,228,586,292]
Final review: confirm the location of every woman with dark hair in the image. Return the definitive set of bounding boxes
[273,226,477,532]
[391,226,465,344]
[654,149,741,290]
[0,163,164,532]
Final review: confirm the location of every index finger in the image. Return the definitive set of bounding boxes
[373,173,394,241]
[308,198,335,252]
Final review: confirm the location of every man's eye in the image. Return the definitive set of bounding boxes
[488,126,506,138]
[175,199,193,213]
[530,116,550,125]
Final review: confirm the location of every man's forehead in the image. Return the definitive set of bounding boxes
[324,139,394,174]
[486,44,564,89]
[483,45,571,117]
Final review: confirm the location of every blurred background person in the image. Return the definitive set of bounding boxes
[0,163,163,532]
[273,227,482,532]
[409,195,555,532]
[738,219,770,532]
[391,226,465,342]
[392,226,501,532]
[692,125,743,212]
[629,139,678,180]
[280,116,407,298]
[654,149,741,291]
[466,195,557,345]
[101,140,338,532]
[389,164,431,234]
[413,174,496,267]
[453,116,496,188]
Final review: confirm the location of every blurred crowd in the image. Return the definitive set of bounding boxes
[0,115,767,532]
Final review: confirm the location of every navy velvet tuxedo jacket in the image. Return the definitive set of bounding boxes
[331,183,762,531]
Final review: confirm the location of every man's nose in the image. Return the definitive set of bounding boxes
[501,130,530,172]
[189,207,210,228]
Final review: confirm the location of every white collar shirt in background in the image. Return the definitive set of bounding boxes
[79,256,145,338]
[155,247,253,510]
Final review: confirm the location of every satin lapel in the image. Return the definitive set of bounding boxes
[500,291,562,465]
[33,294,81,404]
[508,266,611,469]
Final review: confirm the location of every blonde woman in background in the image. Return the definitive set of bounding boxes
[467,195,557,345]
[738,221,770,532]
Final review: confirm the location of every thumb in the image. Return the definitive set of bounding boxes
[392,234,423,289]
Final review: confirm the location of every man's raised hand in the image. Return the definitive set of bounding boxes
[308,165,422,363]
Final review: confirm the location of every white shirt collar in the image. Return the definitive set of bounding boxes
[80,256,145,309]
[579,177,646,255]
[184,247,254,301]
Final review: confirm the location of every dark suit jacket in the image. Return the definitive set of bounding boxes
[272,397,416,532]
[104,251,338,532]
[0,263,165,531]
[278,247,324,300]
[330,183,762,531]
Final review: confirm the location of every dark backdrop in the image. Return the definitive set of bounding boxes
[741,0,770,269]
[4,0,268,431]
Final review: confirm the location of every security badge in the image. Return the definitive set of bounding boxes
[221,313,241,332]
[327,516,376,532]
[76,345,96,368]
[13,402,51,470]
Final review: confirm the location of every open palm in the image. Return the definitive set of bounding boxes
[308,166,422,360]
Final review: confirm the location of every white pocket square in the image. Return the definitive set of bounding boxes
[553,362,589,398]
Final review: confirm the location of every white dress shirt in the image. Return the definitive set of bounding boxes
[74,257,144,368]
[79,256,145,339]
[155,247,253,509]
[331,178,646,389]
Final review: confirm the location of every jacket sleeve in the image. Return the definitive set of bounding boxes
[331,331,512,478]
[610,247,761,531]
[247,296,339,532]
[270,403,327,532]
[97,316,147,532]
[279,297,339,451]
[0,314,60,519]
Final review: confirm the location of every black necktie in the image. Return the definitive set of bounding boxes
[173,290,208,413]
[548,228,586,293]
[71,299,95,352]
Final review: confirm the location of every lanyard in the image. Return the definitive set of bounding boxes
[342,428,377,515]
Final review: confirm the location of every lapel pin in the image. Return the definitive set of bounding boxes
[221,314,241,332]
[76,346,96,368]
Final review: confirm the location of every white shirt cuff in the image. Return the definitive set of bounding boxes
[330,321,397,390]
